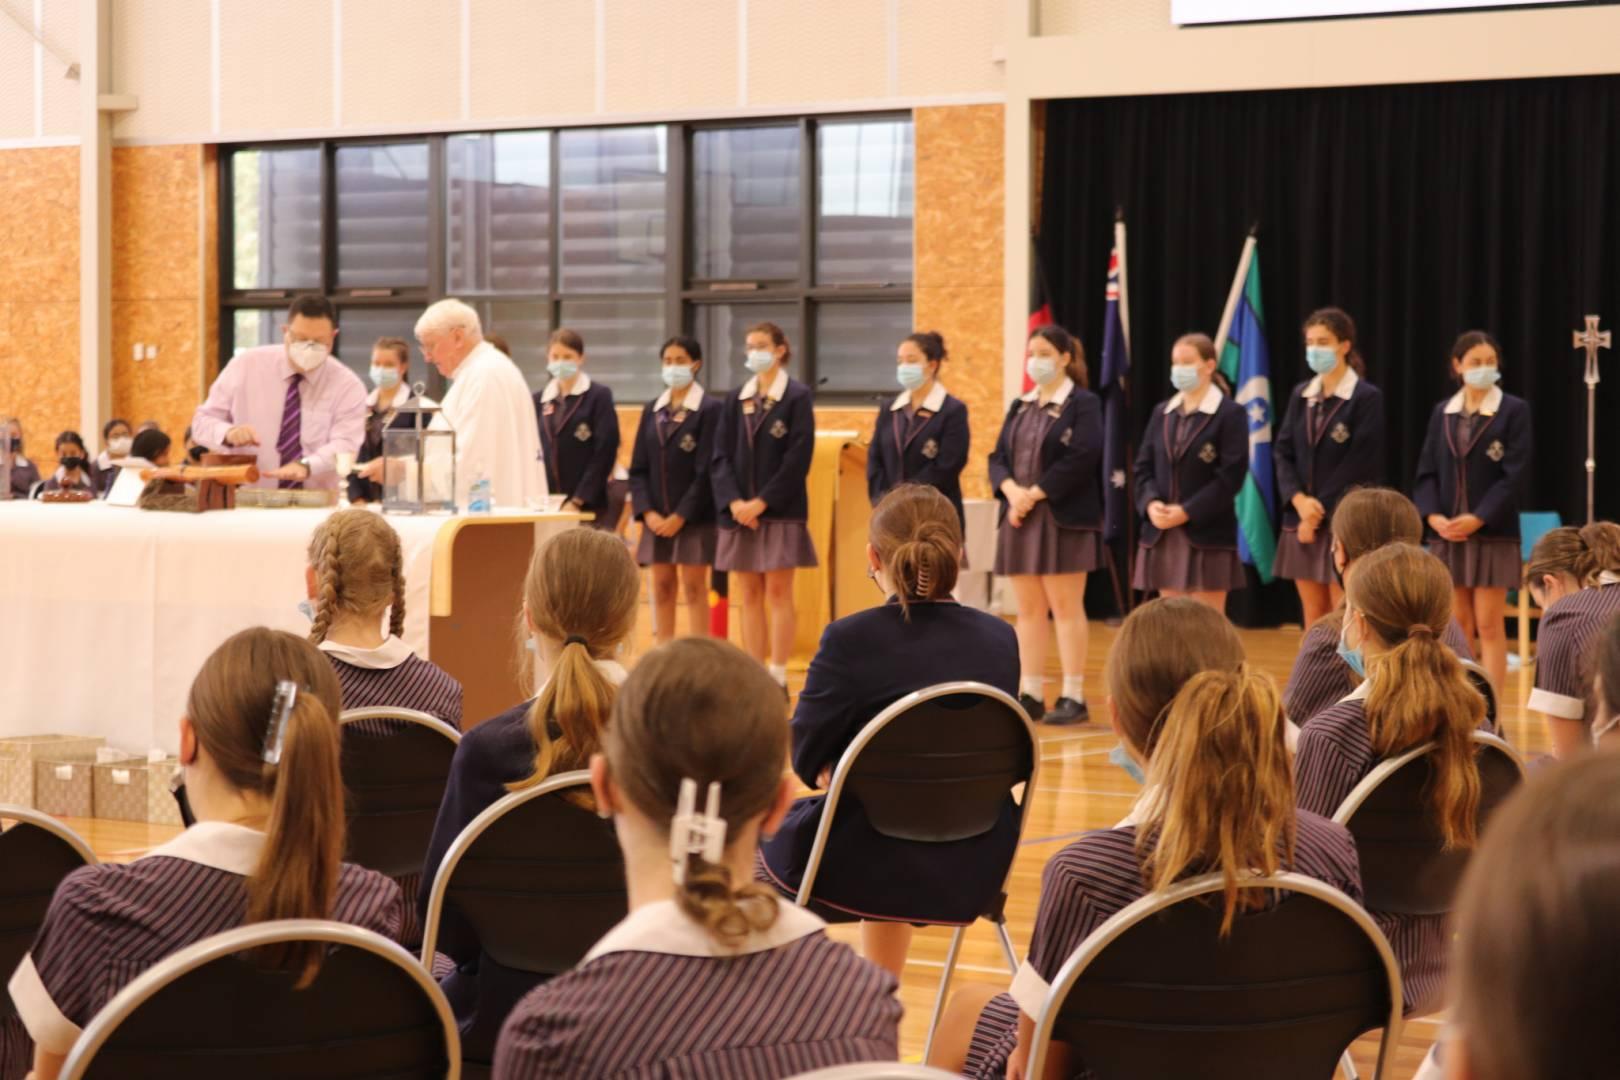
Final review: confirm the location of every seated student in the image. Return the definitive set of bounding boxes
[1445,751,1620,1080]
[757,484,1019,978]
[5,628,435,1080]
[493,637,902,1079]
[1522,522,1620,758]
[126,427,172,469]
[1284,487,1473,727]
[1595,611,1620,748]
[3,418,40,498]
[1295,542,1484,1016]
[305,508,462,729]
[931,596,1362,1078]
[38,432,96,496]
[93,417,132,475]
[419,527,641,1064]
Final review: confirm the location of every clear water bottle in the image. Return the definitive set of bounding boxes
[468,468,493,515]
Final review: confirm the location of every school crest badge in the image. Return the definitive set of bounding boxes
[1198,442,1217,464]
[1059,427,1073,447]
[679,433,697,453]
[1486,439,1505,462]
[921,438,939,459]
[769,419,788,439]
[1330,422,1350,444]
[574,423,592,442]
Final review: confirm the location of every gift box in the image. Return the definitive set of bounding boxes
[92,755,184,825]
[35,759,96,817]
[0,735,106,809]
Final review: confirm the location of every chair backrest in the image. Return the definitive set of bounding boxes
[420,770,626,975]
[1520,510,1563,562]
[0,807,96,1021]
[1333,731,1526,916]
[797,682,1037,903]
[1457,659,1498,733]
[339,708,461,880]
[787,1065,965,1079]
[59,919,459,1080]
[1026,872,1402,1080]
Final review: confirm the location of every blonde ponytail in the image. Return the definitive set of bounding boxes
[510,638,617,793]
[674,857,780,949]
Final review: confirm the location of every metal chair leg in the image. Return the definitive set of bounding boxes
[1340,1048,1360,1079]
[922,924,967,1064]
[995,918,1018,973]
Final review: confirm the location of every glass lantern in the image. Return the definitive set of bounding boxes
[382,386,457,515]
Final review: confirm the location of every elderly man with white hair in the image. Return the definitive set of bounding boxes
[359,299,547,508]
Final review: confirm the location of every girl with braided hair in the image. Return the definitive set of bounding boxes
[304,509,462,731]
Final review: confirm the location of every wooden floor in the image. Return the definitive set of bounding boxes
[56,611,1547,1077]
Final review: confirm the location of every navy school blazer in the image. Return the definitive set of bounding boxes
[1134,386,1249,549]
[533,377,620,514]
[985,378,1104,530]
[711,372,816,526]
[866,384,969,526]
[1412,386,1532,541]
[627,383,723,524]
[1274,371,1386,530]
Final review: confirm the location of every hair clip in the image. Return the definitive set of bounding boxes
[669,778,726,885]
[263,681,297,765]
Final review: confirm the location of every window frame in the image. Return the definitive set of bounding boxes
[219,112,912,404]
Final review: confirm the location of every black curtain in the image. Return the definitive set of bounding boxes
[1043,74,1620,627]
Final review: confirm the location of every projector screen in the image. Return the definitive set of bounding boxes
[1174,0,1573,24]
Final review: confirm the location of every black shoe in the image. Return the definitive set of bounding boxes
[1044,697,1089,725]
[1018,693,1046,721]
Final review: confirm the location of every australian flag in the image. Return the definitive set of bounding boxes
[1099,220,1131,543]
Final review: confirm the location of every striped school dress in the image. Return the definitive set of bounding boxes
[494,899,901,1079]
[319,637,463,733]
[1526,579,1620,726]
[963,809,1360,1078]
[1284,615,1473,727]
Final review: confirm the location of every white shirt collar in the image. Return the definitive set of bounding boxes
[541,371,594,404]
[365,386,425,410]
[1444,384,1504,415]
[892,381,948,413]
[1303,367,1359,403]
[653,382,707,412]
[1340,677,1372,703]
[536,657,629,697]
[1164,383,1226,415]
[740,369,789,403]
[1115,783,1160,829]
[584,898,827,962]
[1019,376,1075,406]
[144,821,266,876]
[1600,570,1620,586]
[318,636,415,671]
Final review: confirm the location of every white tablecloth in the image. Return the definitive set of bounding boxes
[1,502,444,756]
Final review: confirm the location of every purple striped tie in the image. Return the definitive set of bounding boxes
[277,374,303,490]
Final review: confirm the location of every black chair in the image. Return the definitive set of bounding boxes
[1457,658,1498,733]
[793,681,1038,1061]
[1024,872,1402,1080]
[419,770,627,1077]
[1,808,96,1024]
[339,708,460,881]
[58,919,459,1080]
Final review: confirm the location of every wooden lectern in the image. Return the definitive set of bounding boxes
[791,432,881,666]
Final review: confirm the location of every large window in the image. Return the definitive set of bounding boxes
[221,115,912,403]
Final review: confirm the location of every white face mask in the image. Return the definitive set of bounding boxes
[289,340,329,373]
[744,350,775,375]
[108,436,133,456]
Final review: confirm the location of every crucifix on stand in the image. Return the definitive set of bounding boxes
[1574,314,1612,525]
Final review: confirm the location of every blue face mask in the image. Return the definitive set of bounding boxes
[1025,355,1059,386]
[369,365,401,389]
[1336,611,1366,679]
[1169,364,1202,393]
[896,362,927,391]
[548,359,580,381]
[661,364,694,389]
[1305,345,1339,375]
[745,350,775,375]
[1109,743,1146,785]
[1463,366,1501,390]
[297,599,314,623]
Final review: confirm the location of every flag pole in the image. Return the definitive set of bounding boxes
[1214,225,1259,357]
[1114,211,1134,614]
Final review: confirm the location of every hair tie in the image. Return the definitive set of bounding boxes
[669,778,726,885]
[1407,623,1436,639]
[263,681,297,765]
[564,634,589,649]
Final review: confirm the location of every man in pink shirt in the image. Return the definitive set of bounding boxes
[190,295,367,491]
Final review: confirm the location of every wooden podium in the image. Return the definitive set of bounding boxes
[792,432,881,665]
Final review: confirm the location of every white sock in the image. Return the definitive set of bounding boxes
[1020,676,1044,699]
[1061,675,1085,702]
[767,662,788,686]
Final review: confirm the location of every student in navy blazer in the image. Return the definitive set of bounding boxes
[1274,307,1386,627]
[1132,333,1249,611]
[867,331,969,527]
[534,328,620,529]
[711,321,818,691]
[757,484,1020,980]
[1414,329,1533,695]
[988,325,1104,726]
[629,335,724,646]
